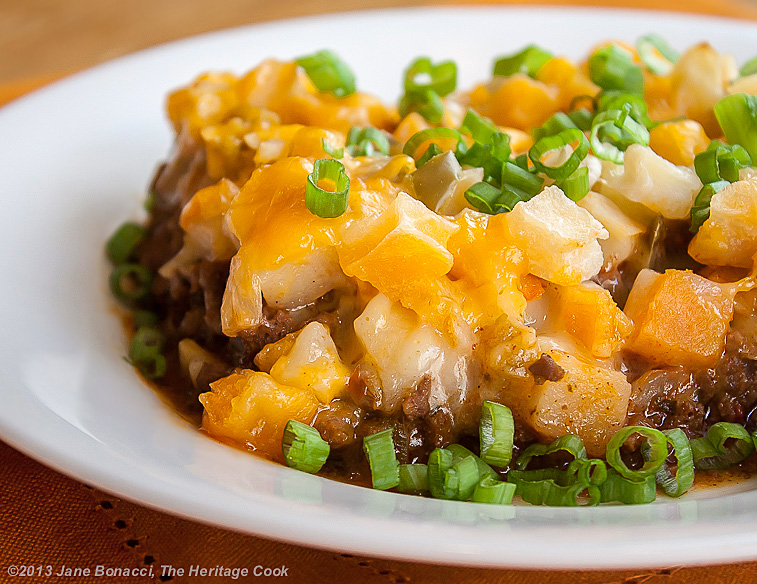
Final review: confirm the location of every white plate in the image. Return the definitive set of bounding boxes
[2,6,757,570]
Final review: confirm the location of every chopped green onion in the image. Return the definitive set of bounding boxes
[362,428,400,490]
[295,50,356,97]
[589,45,644,96]
[694,142,751,184]
[143,191,155,213]
[636,34,679,75]
[460,108,500,145]
[501,162,544,196]
[345,127,390,157]
[509,474,600,506]
[513,153,530,171]
[599,469,657,505]
[479,401,515,467]
[655,428,694,498]
[452,454,481,501]
[464,182,502,214]
[132,309,159,328]
[282,420,330,473]
[597,91,655,129]
[456,132,512,184]
[690,180,729,233]
[404,57,457,97]
[740,57,757,78]
[398,464,429,493]
[472,476,516,505]
[528,128,589,180]
[556,166,590,201]
[129,327,166,379]
[713,93,757,162]
[447,444,498,481]
[106,222,146,265]
[606,425,668,480]
[399,88,444,123]
[568,108,595,132]
[493,45,553,78]
[321,138,344,159]
[532,112,579,143]
[516,435,588,470]
[690,422,756,471]
[589,105,650,163]
[403,128,464,160]
[416,143,443,168]
[305,159,350,218]
[495,185,533,213]
[110,264,153,303]
[428,448,456,499]
[569,458,608,486]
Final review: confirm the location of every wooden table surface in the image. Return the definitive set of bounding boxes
[3,1,757,583]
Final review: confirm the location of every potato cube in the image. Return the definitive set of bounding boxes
[269,322,350,403]
[688,177,757,268]
[624,269,735,368]
[506,186,608,286]
[200,370,319,462]
[556,282,633,359]
[577,191,645,266]
[522,350,632,457]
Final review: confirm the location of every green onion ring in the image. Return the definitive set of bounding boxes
[282,420,330,474]
[690,422,756,471]
[305,159,350,218]
[606,425,668,480]
[654,428,694,497]
[479,401,515,467]
[528,128,589,180]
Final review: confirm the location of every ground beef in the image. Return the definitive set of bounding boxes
[402,374,432,419]
[528,354,566,385]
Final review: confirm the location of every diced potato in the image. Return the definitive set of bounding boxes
[689,177,757,268]
[624,269,735,368]
[269,322,350,403]
[179,178,240,261]
[669,43,728,137]
[518,349,632,457]
[178,339,226,389]
[254,332,299,373]
[599,144,701,220]
[577,191,645,266]
[339,192,459,301]
[556,282,633,359]
[220,249,263,337]
[648,120,710,166]
[200,370,320,462]
[506,186,608,286]
[353,294,473,414]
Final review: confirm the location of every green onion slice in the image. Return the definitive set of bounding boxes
[363,428,400,490]
[690,180,729,233]
[399,88,444,123]
[606,426,668,480]
[690,422,756,471]
[132,309,159,328]
[636,34,680,75]
[472,476,516,505]
[106,222,146,265]
[568,108,595,132]
[569,458,608,486]
[529,128,589,180]
[345,127,390,157]
[694,142,751,184]
[740,57,757,78]
[282,420,330,474]
[403,128,465,160]
[516,435,588,470]
[501,161,544,196]
[493,45,553,78]
[509,474,600,506]
[479,401,515,467]
[464,182,502,215]
[460,108,500,145]
[305,159,350,218]
[447,444,498,481]
[596,91,655,129]
[599,469,657,505]
[416,143,443,168]
[321,138,344,159]
[556,166,590,201]
[404,57,457,97]
[295,50,356,97]
[110,264,153,303]
[129,327,166,379]
[654,428,694,498]
[589,105,650,163]
[398,464,429,493]
[532,112,579,142]
[713,93,757,162]
[428,448,457,499]
[589,44,644,95]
